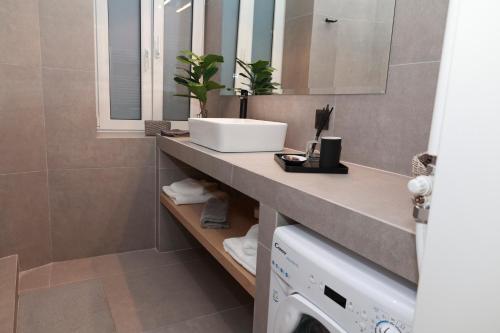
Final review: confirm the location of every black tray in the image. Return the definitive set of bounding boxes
[274,153,349,174]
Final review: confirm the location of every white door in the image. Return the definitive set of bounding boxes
[412,1,500,332]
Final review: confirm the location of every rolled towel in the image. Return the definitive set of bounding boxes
[223,237,256,276]
[242,224,259,256]
[201,197,229,229]
[162,185,213,205]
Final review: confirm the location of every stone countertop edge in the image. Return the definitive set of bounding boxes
[157,136,418,284]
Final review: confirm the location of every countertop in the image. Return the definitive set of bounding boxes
[157,136,418,283]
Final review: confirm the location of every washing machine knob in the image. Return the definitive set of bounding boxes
[375,321,401,333]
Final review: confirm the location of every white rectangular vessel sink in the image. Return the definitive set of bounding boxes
[188,118,288,152]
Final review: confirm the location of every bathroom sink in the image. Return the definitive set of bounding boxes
[188,118,288,152]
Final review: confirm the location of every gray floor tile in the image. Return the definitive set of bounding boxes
[17,279,116,333]
[51,248,207,287]
[144,305,254,333]
[102,257,252,333]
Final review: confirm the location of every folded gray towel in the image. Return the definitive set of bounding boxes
[201,198,229,229]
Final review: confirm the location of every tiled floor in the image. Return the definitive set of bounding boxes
[17,248,254,333]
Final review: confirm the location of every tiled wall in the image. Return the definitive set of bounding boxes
[218,0,449,175]
[0,0,52,270]
[0,0,156,270]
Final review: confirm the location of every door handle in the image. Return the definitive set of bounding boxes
[143,48,150,72]
[154,36,161,59]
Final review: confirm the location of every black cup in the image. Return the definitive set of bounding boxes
[320,137,342,168]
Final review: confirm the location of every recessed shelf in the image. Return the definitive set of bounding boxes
[160,192,258,297]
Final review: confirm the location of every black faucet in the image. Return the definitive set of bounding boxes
[239,89,248,119]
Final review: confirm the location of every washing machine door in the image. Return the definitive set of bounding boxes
[273,293,347,333]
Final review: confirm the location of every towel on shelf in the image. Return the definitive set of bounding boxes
[162,178,218,205]
[162,185,214,205]
[200,197,229,229]
[242,224,258,256]
[170,178,215,196]
[223,224,259,276]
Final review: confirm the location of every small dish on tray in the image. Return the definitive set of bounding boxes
[281,154,307,166]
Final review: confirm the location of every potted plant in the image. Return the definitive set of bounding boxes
[236,58,280,95]
[174,51,225,118]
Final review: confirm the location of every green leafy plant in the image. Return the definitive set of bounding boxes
[236,58,280,95]
[174,51,225,118]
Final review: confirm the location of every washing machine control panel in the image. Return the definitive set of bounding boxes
[375,321,402,333]
[344,301,410,333]
[270,226,416,333]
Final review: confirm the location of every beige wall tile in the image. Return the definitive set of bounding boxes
[47,138,156,170]
[335,62,440,175]
[49,167,155,261]
[0,172,52,270]
[42,68,155,169]
[281,15,313,91]
[42,68,96,141]
[0,0,41,67]
[0,65,46,174]
[286,0,315,19]
[39,0,95,71]
[390,0,449,65]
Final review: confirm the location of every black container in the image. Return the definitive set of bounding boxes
[274,154,348,174]
[320,137,342,168]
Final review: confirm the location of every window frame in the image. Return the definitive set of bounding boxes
[94,0,205,132]
[153,0,205,130]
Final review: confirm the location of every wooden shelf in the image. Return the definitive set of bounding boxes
[160,192,258,297]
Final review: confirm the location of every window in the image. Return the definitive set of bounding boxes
[95,0,205,131]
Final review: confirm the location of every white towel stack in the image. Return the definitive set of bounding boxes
[162,178,216,205]
[223,224,259,275]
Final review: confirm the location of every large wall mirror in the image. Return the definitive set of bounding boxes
[219,0,396,96]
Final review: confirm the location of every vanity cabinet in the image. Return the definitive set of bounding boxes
[157,135,418,332]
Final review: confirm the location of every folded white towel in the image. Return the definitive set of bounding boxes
[162,185,213,205]
[170,178,206,196]
[223,237,257,276]
[242,224,259,256]
[223,224,259,275]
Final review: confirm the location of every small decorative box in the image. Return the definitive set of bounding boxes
[145,120,171,136]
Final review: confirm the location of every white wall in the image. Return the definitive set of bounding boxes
[413,1,500,332]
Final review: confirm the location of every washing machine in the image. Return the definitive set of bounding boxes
[267,225,416,333]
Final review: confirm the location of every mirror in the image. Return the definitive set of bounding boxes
[219,0,396,96]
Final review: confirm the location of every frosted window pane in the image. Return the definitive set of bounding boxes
[163,0,193,121]
[108,0,142,120]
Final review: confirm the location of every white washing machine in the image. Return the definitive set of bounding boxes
[267,225,416,333]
